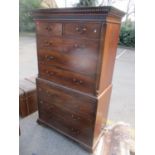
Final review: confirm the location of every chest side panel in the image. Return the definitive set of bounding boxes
[97,22,121,94]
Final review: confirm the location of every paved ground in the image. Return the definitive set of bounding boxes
[20,112,105,155]
[19,33,38,79]
[109,48,135,127]
[19,33,135,155]
[19,33,135,125]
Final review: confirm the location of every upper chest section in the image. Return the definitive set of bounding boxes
[35,21,104,78]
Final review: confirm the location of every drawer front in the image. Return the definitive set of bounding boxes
[63,22,101,39]
[38,99,93,127]
[37,36,99,55]
[39,103,93,146]
[37,79,96,119]
[35,21,62,36]
[38,64,96,95]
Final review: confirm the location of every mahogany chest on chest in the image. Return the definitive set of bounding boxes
[32,6,124,152]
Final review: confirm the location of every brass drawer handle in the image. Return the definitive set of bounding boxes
[45,27,52,31]
[74,44,79,48]
[71,114,80,120]
[40,100,43,104]
[73,44,85,49]
[79,80,83,84]
[48,56,55,60]
[94,29,97,33]
[45,70,55,76]
[72,78,78,82]
[82,27,87,32]
[44,41,53,47]
[45,56,55,61]
[49,72,55,76]
[75,26,87,34]
[75,27,80,32]
[71,128,80,135]
[48,71,55,76]
[72,78,83,85]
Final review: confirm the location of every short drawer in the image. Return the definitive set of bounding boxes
[63,22,101,39]
[38,64,96,95]
[35,21,62,36]
[37,79,96,119]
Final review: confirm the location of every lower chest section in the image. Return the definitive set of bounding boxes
[36,78,97,146]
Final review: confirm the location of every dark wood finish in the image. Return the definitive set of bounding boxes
[37,78,96,120]
[93,85,112,145]
[96,23,121,94]
[37,79,94,146]
[19,79,37,117]
[63,22,101,39]
[36,21,62,36]
[38,64,96,95]
[32,6,124,152]
[37,36,99,77]
[19,88,28,117]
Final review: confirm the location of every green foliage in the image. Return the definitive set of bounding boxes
[119,20,135,47]
[75,0,98,7]
[19,0,42,32]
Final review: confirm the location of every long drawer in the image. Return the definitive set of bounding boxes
[37,36,99,77]
[38,99,93,127]
[39,105,93,146]
[37,78,97,119]
[37,36,99,54]
[38,64,96,95]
